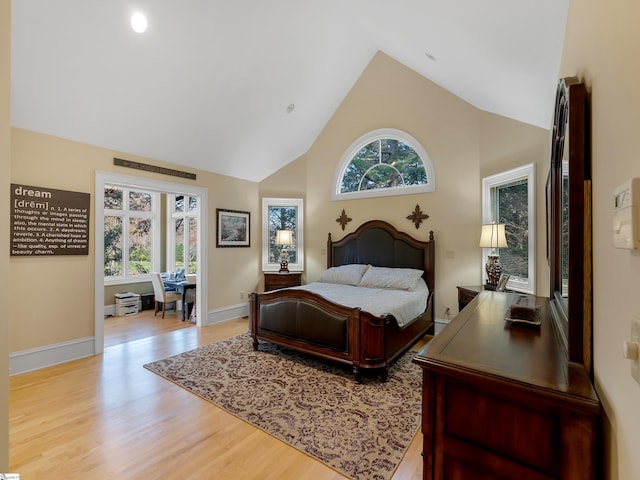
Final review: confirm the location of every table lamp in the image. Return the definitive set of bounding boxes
[479,223,508,289]
[275,229,294,273]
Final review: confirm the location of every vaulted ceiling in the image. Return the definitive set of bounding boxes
[10,0,569,182]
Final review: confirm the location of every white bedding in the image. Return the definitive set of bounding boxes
[289,278,429,327]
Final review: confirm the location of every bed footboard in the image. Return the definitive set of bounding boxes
[249,289,433,381]
[250,290,361,367]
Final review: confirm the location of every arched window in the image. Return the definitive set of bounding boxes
[333,129,435,200]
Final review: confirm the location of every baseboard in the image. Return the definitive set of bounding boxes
[205,302,249,326]
[11,303,249,375]
[10,337,95,376]
[434,318,451,335]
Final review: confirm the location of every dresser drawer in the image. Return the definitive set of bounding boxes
[442,378,557,475]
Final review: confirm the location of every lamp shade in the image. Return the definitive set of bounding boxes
[479,224,507,249]
[275,229,294,246]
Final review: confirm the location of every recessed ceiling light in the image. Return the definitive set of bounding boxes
[286,103,295,114]
[131,12,148,33]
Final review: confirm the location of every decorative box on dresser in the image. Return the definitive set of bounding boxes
[413,291,600,480]
[263,272,302,292]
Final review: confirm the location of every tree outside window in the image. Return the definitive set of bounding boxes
[169,194,198,274]
[104,185,159,279]
[262,198,304,272]
[341,139,427,192]
[491,179,528,278]
[334,129,435,200]
[268,205,298,265]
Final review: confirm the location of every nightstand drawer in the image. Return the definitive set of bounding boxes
[264,272,302,291]
[457,285,482,311]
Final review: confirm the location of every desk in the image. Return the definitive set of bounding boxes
[163,279,196,321]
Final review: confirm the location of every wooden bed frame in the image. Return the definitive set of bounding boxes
[249,220,435,381]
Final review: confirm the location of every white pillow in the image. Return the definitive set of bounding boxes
[318,264,369,286]
[358,266,424,291]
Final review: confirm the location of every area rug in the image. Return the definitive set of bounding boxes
[143,334,425,480]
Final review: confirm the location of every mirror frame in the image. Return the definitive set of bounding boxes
[548,77,592,375]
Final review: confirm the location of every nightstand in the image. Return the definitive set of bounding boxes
[457,285,483,311]
[264,272,302,292]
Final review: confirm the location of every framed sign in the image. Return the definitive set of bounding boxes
[216,208,250,247]
[11,183,90,256]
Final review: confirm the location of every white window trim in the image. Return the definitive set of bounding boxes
[103,187,161,286]
[262,197,304,272]
[166,194,199,273]
[95,171,209,355]
[332,128,435,201]
[481,163,536,294]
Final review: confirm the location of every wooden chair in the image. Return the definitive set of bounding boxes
[150,272,182,318]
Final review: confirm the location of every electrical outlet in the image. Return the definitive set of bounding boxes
[240,291,246,300]
[623,316,640,385]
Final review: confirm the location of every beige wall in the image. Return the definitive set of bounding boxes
[10,128,260,353]
[478,113,551,296]
[262,52,548,321]
[561,1,640,478]
[306,52,479,320]
[1,0,10,469]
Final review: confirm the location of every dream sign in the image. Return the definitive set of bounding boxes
[11,184,90,256]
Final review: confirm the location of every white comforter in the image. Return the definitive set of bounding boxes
[289,278,429,327]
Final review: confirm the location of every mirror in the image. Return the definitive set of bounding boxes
[548,77,592,375]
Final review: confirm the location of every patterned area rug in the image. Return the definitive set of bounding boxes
[144,334,425,480]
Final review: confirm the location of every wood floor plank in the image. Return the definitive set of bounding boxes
[10,313,423,479]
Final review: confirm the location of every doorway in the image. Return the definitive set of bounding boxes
[94,171,209,354]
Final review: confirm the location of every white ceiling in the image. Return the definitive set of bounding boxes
[10,0,569,182]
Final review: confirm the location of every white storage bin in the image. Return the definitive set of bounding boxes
[116,303,139,316]
[115,292,141,316]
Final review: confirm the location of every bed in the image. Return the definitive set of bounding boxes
[249,220,435,381]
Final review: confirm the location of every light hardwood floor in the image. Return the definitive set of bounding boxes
[10,310,424,479]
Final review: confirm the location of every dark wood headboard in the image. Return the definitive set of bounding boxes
[327,220,435,294]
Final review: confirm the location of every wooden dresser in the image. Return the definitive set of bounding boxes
[413,291,600,479]
[263,272,302,292]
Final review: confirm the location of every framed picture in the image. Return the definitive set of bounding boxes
[496,274,510,292]
[216,208,250,247]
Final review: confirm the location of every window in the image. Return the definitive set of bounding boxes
[481,164,536,294]
[104,185,160,283]
[262,198,304,272]
[167,194,199,274]
[333,128,435,200]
